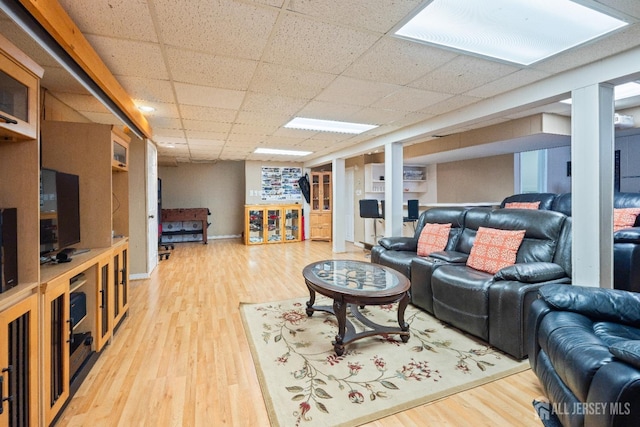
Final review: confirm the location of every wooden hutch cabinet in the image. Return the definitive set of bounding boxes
[309,172,332,241]
[0,34,43,427]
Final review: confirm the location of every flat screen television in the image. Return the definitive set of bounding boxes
[40,168,81,254]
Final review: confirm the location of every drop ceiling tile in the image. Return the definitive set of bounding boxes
[185,130,228,140]
[146,117,182,129]
[174,82,245,109]
[154,136,188,145]
[166,48,258,90]
[343,37,458,86]
[226,134,266,144]
[182,119,233,133]
[153,0,278,60]
[295,139,334,150]
[84,34,169,80]
[263,136,308,146]
[235,110,291,126]
[409,56,519,95]
[390,111,435,128]
[58,0,157,42]
[230,123,278,135]
[271,127,317,139]
[135,102,180,119]
[153,129,187,139]
[188,139,226,148]
[250,63,336,98]
[466,69,551,98]
[372,87,452,112]
[262,13,380,74]
[180,105,237,123]
[420,95,483,116]
[596,0,640,18]
[302,131,353,142]
[316,76,401,107]
[119,77,175,103]
[296,101,363,120]
[345,107,408,124]
[249,0,285,7]
[286,0,422,33]
[241,92,308,115]
[534,23,640,74]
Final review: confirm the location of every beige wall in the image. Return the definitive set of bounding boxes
[159,161,245,237]
[436,154,514,203]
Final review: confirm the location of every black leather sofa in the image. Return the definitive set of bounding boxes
[501,192,640,292]
[371,206,572,359]
[529,284,640,427]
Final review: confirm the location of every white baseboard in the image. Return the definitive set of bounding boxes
[130,273,150,281]
[208,234,242,240]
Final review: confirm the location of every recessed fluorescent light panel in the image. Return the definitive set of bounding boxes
[254,148,312,156]
[395,0,628,65]
[560,82,640,104]
[284,117,377,134]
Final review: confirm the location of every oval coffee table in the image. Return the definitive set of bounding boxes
[302,260,410,356]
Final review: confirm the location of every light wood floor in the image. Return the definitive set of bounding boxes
[55,239,546,426]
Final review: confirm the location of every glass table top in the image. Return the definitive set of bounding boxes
[303,260,407,293]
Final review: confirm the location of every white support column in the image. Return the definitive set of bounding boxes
[332,158,346,253]
[384,142,403,237]
[571,83,615,288]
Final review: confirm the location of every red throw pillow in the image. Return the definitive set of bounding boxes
[417,223,452,256]
[504,201,540,210]
[466,227,526,274]
[614,208,640,232]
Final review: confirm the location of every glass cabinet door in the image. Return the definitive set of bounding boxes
[312,175,320,211]
[248,209,264,244]
[284,207,299,241]
[322,173,331,211]
[266,209,281,243]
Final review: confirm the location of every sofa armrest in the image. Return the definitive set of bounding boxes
[428,250,468,263]
[378,236,417,251]
[615,227,640,244]
[488,280,571,359]
[538,284,640,326]
[494,262,567,283]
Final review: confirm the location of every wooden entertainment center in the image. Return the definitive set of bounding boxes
[0,36,132,426]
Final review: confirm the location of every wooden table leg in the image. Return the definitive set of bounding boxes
[333,298,347,356]
[305,287,316,317]
[398,292,410,343]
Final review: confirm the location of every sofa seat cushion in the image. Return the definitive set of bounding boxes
[374,249,417,278]
[538,311,614,402]
[431,265,493,340]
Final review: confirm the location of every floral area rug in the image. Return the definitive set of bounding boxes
[240,296,529,427]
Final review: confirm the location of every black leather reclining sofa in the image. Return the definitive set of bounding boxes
[371,206,572,359]
[502,192,640,292]
[529,284,640,427]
